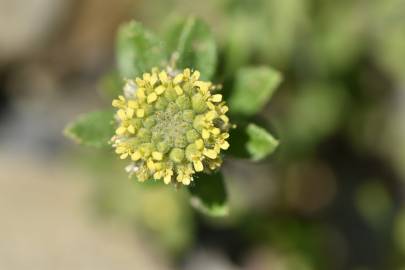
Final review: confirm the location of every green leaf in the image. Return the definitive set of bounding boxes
[246,123,279,161]
[98,71,125,100]
[188,171,228,217]
[228,66,282,116]
[165,17,217,80]
[116,21,168,78]
[228,122,279,161]
[64,110,115,148]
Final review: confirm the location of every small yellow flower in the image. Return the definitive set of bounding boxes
[111,67,231,185]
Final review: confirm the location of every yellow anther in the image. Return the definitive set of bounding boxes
[202,129,210,139]
[147,92,158,103]
[152,151,163,161]
[173,73,183,84]
[155,85,165,95]
[131,151,141,161]
[128,100,138,109]
[195,139,204,150]
[117,110,127,120]
[136,109,145,118]
[193,160,204,172]
[127,125,135,134]
[206,102,215,110]
[220,115,229,123]
[211,94,222,102]
[174,85,183,95]
[183,68,191,78]
[136,88,146,99]
[159,71,168,83]
[203,148,217,159]
[147,159,155,170]
[221,105,229,113]
[205,110,217,121]
[182,177,191,185]
[211,127,221,135]
[221,141,230,150]
[136,78,145,86]
[115,146,127,154]
[126,108,134,118]
[194,81,210,93]
[150,73,158,86]
[164,169,173,184]
[120,153,129,159]
[191,70,200,81]
[143,73,151,82]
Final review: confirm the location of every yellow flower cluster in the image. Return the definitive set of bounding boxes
[111,67,231,185]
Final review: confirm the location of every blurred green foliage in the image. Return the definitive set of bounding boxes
[66,17,280,219]
[164,17,218,80]
[64,0,405,268]
[64,110,114,148]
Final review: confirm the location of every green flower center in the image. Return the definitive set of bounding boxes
[151,102,193,149]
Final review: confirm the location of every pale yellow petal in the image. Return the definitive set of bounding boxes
[173,73,183,84]
[131,151,141,161]
[152,151,163,161]
[155,85,165,95]
[202,129,210,139]
[116,126,126,135]
[127,125,135,134]
[150,73,158,86]
[147,92,158,103]
[211,94,222,102]
[174,85,183,95]
[195,139,204,150]
[221,141,230,150]
[117,109,127,120]
[136,109,145,118]
[128,100,138,109]
[203,149,217,159]
[193,160,204,172]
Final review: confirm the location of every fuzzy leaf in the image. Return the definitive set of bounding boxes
[64,110,115,148]
[246,123,279,161]
[116,21,167,78]
[228,66,282,116]
[188,171,228,217]
[98,71,125,100]
[165,17,217,80]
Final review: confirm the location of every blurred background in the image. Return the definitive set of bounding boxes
[1,0,405,269]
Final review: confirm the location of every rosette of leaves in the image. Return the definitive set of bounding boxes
[64,16,281,217]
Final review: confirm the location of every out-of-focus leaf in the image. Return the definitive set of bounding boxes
[371,0,405,83]
[98,71,125,100]
[64,110,114,148]
[228,66,282,116]
[394,209,405,255]
[228,122,278,161]
[355,180,392,228]
[281,82,348,155]
[246,123,279,161]
[116,21,167,78]
[222,15,251,77]
[188,171,228,217]
[165,17,217,80]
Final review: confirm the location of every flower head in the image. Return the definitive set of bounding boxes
[111,67,231,186]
